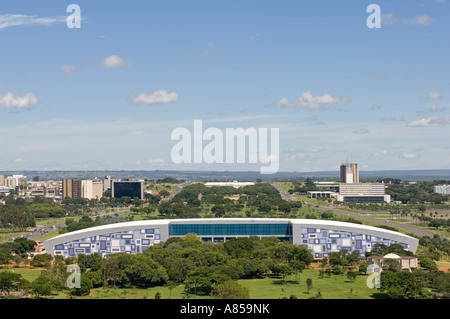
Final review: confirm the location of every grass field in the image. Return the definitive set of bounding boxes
[3,267,376,299]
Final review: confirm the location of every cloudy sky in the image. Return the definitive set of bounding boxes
[0,0,449,173]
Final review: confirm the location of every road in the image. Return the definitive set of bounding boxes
[268,182,435,238]
[164,181,193,201]
[270,182,294,201]
[307,204,436,238]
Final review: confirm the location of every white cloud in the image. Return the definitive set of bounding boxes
[147,158,166,165]
[0,90,39,110]
[270,91,350,111]
[407,116,450,127]
[14,158,29,163]
[426,90,443,100]
[249,33,261,40]
[382,13,435,27]
[61,65,77,76]
[102,55,132,68]
[402,15,433,26]
[130,89,179,105]
[379,116,404,121]
[0,14,66,29]
[381,13,397,26]
[373,150,388,157]
[352,129,369,134]
[401,152,417,159]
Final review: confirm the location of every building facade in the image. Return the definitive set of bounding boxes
[62,179,82,199]
[434,185,450,195]
[338,183,390,203]
[340,163,359,184]
[5,175,27,188]
[82,179,104,199]
[112,180,144,200]
[44,218,418,258]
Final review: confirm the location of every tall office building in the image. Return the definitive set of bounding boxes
[0,175,4,186]
[5,175,27,187]
[62,179,82,199]
[112,180,144,200]
[82,179,104,199]
[340,163,359,184]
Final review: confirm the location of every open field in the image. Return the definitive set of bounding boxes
[3,268,376,299]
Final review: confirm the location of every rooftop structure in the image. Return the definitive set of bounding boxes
[44,218,418,259]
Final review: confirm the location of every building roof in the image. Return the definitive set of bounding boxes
[44,217,419,254]
[384,253,400,259]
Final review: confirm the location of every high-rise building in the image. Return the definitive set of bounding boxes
[0,175,4,186]
[112,180,144,200]
[340,163,359,184]
[5,175,27,187]
[62,179,82,199]
[82,179,104,199]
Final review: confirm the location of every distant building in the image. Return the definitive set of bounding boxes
[5,175,27,188]
[103,176,113,193]
[204,181,255,188]
[112,180,144,200]
[314,181,340,191]
[0,175,4,186]
[308,191,338,199]
[434,185,450,195]
[367,253,418,273]
[338,183,390,203]
[340,163,359,183]
[62,179,82,199]
[82,179,104,199]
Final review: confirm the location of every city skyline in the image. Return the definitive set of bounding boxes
[1,0,449,173]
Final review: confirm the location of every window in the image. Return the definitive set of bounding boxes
[169,223,292,236]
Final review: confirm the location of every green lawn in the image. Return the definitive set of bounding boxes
[7,268,376,299]
[0,267,42,282]
[238,270,374,299]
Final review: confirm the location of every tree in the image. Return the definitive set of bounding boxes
[69,274,93,296]
[30,253,53,268]
[158,190,171,198]
[381,259,402,272]
[0,271,28,296]
[119,254,168,288]
[420,257,438,271]
[346,270,358,281]
[32,276,54,298]
[210,281,250,299]
[290,260,305,282]
[379,271,427,299]
[306,278,313,293]
[358,263,369,275]
[223,237,255,259]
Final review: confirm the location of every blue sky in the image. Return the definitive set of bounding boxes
[0,0,449,173]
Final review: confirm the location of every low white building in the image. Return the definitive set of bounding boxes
[205,181,255,188]
[434,185,450,195]
[337,183,390,203]
[367,253,418,272]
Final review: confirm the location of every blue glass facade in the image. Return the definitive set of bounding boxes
[169,223,292,237]
[52,228,161,257]
[298,227,407,258]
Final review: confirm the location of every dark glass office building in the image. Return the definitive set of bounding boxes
[112,180,144,200]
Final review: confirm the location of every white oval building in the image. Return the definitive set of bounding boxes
[44,218,419,258]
